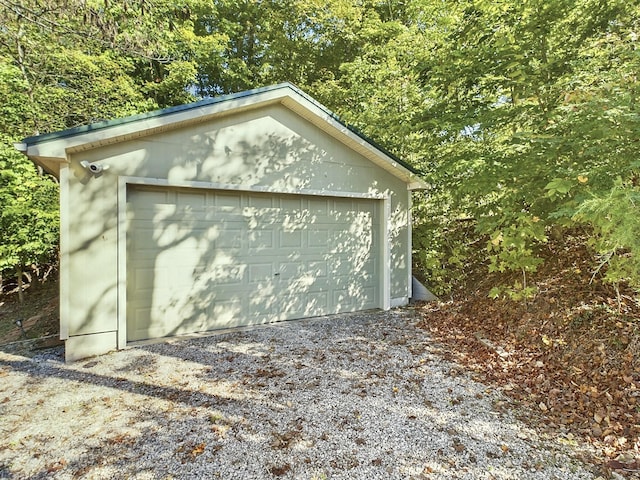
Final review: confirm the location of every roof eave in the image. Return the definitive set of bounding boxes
[18,83,427,188]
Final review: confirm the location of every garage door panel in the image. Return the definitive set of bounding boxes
[211,300,243,328]
[280,230,303,248]
[309,197,329,214]
[333,290,354,310]
[248,229,274,250]
[277,295,305,318]
[134,189,173,205]
[129,307,153,339]
[361,286,377,304]
[308,228,329,248]
[177,190,206,206]
[127,186,380,342]
[248,263,274,284]
[200,265,245,285]
[307,261,328,278]
[249,295,276,317]
[133,268,156,290]
[213,230,245,247]
[129,305,210,340]
[278,261,302,280]
[304,291,330,316]
[214,191,242,208]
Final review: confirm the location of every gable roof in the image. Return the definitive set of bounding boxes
[16,83,427,189]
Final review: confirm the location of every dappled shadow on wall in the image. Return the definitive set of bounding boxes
[68,105,393,337]
[125,186,382,343]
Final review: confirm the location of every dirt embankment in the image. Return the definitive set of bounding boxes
[417,238,640,476]
[0,277,60,352]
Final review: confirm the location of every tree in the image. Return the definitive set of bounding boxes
[1,0,638,302]
[0,139,59,301]
[409,0,640,297]
[0,0,182,296]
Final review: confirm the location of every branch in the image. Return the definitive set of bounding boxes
[473,332,510,359]
[0,0,174,63]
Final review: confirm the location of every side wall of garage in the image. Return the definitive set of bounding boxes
[62,104,410,360]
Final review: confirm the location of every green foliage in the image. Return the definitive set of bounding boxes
[0,0,639,302]
[35,51,158,130]
[0,137,59,279]
[0,60,58,285]
[407,0,640,296]
[574,181,640,289]
[0,62,34,136]
[0,1,163,284]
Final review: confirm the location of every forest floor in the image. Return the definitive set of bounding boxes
[1,239,639,476]
[0,276,61,353]
[416,236,640,477]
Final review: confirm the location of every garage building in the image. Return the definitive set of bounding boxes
[17,83,426,361]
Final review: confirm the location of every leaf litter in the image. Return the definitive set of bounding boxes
[417,237,640,478]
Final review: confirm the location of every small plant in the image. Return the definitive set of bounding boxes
[208,411,225,424]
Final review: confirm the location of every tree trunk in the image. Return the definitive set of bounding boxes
[17,265,24,303]
[30,269,40,292]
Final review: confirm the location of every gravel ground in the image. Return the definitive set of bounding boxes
[0,308,602,479]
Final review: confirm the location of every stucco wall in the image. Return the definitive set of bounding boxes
[63,104,409,359]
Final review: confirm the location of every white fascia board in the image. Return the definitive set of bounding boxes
[24,90,291,161]
[408,181,427,191]
[280,95,428,189]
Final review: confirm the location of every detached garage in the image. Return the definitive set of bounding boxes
[17,83,426,361]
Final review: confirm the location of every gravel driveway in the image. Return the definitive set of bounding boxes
[0,308,599,479]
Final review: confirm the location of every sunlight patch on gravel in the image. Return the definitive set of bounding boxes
[0,308,599,479]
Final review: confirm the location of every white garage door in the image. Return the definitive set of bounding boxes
[126,185,380,341]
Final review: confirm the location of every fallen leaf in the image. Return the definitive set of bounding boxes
[615,451,635,463]
[594,411,604,424]
[269,464,291,476]
[46,459,67,473]
[452,438,466,453]
[190,443,206,458]
[73,466,92,477]
[414,258,640,466]
[607,459,629,470]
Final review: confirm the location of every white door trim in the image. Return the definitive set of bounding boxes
[116,177,128,349]
[381,195,391,310]
[119,176,388,200]
[116,176,391,346]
